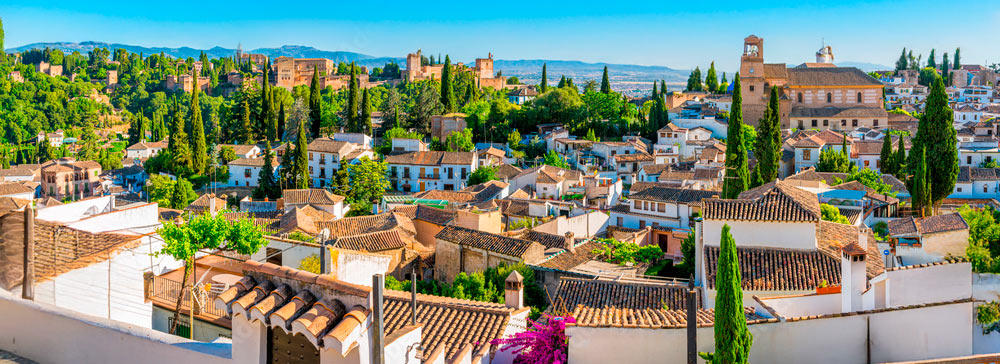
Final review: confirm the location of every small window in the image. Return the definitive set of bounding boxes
[749,85,755,92]
[811,120,818,127]
[857,92,863,103]
[617,217,623,226]
[986,185,989,193]
[968,156,973,164]
[826,93,832,103]
[797,93,803,102]
[873,120,879,127]
[852,119,858,127]
[958,187,963,192]
[803,149,812,160]
[823,120,829,127]
[639,220,646,228]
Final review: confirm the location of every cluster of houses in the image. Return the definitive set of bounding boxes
[5,34,1000,364]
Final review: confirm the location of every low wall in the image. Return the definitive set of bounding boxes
[0,291,231,364]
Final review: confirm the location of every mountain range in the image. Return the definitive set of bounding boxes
[7,41,891,95]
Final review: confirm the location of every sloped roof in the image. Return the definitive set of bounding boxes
[435,225,537,257]
[789,106,888,119]
[0,182,35,196]
[555,277,697,311]
[702,181,820,222]
[184,194,226,214]
[283,189,346,205]
[704,245,839,291]
[629,182,719,203]
[787,67,884,87]
[384,151,476,166]
[889,213,968,237]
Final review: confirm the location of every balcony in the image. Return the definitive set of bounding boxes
[146,274,230,322]
[420,174,441,180]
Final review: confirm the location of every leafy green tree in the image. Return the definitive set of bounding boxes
[917,67,938,87]
[240,98,254,144]
[157,213,266,335]
[444,128,474,152]
[880,133,896,175]
[441,55,457,112]
[543,150,570,169]
[377,127,423,155]
[820,203,850,224]
[718,72,729,94]
[293,118,310,189]
[252,141,280,200]
[540,64,548,93]
[585,128,599,142]
[467,166,498,186]
[896,48,908,71]
[722,74,748,199]
[842,168,895,196]
[600,66,611,94]
[894,136,907,180]
[128,110,147,146]
[942,53,951,85]
[190,75,207,175]
[954,48,961,70]
[218,146,237,165]
[816,147,852,173]
[0,17,5,64]
[706,62,719,94]
[751,86,781,186]
[908,76,958,212]
[277,102,286,142]
[309,66,322,138]
[347,157,390,204]
[147,175,176,208]
[710,224,753,363]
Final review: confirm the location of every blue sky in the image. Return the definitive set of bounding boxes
[2,0,998,71]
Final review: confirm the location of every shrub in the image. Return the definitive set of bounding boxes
[591,238,663,265]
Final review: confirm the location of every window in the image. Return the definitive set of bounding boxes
[749,85,755,92]
[857,92,863,103]
[617,217,623,226]
[811,120,817,127]
[244,168,251,178]
[309,152,313,160]
[986,185,989,193]
[797,93,803,102]
[823,120,829,127]
[658,203,665,213]
[798,121,804,129]
[633,200,640,209]
[968,156,973,164]
[639,220,646,228]
[874,120,879,127]
[841,120,847,127]
[852,119,858,127]
[958,187,963,192]
[826,93,832,103]
[803,149,812,160]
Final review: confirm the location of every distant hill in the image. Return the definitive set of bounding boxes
[838,61,893,72]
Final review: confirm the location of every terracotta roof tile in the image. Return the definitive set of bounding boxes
[702,181,820,222]
[436,225,538,257]
[555,277,697,311]
[630,182,719,203]
[282,189,346,205]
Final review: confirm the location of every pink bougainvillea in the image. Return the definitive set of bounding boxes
[490,315,575,364]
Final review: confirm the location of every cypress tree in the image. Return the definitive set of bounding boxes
[128,110,146,145]
[557,76,566,88]
[880,131,895,175]
[658,80,669,128]
[714,224,754,363]
[170,177,188,209]
[347,63,359,131]
[911,147,931,217]
[896,48,908,71]
[361,88,372,134]
[941,53,951,85]
[168,100,193,175]
[953,48,961,70]
[253,141,279,200]
[190,74,207,175]
[927,49,936,69]
[0,17,5,64]
[753,86,781,185]
[722,74,749,199]
[719,73,729,94]
[600,66,611,94]
[650,82,660,132]
[277,102,286,142]
[309,66,322,138]
[261,60,275,141]
[894,133,907,180]
[441,55,456,112]
[540,63,548,93]
[908,76,958,211]
[241,98,254,144]
[706,61,719,94]
[293,119,310,189]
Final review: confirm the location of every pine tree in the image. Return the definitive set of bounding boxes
[722,74,749,199]
[557,76,566,88]
[941,53,951,85]
[309,66,322,138]
[293,119,310,189]
[600,66,611,94]
[261,60,275,142]
[880,131,895,175]
[706,61,719,94]
[441,55,456,112]
[360,88,372,134]
[540,63,548,93]
[650,82,660,133]
[753,86,781,185]
[277,102,286,142]
[953,48,961,70]
[896,48,908,71]
[347,63,360,131]
[911,147,931,217]
[714,224,754,363]
[190,74,207,175]
[169,177,188,209]
[927,49,936,69]
[908,75,958,211]
[240,98,254,144]
[253,141,279,200]
[168,100,193,175]
[128,110,146,146]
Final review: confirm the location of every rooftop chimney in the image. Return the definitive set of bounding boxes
[564,232,576,253]
[504,271,524,309]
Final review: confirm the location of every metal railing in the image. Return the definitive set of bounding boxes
[149,275,230,319]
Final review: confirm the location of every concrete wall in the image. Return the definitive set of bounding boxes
[332,250,391,287]
[923,229,971,260]
[886,262,972,308]
[755,292,842,318]
[567,301,972,364]
[0,291,231,364]
[413,220,444,249]
[703,219,816,249]
[533,211,609,238]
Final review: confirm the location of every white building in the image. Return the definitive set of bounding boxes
[226,156,278,188]
[385,151,478,192]
[609,182,717,231]
[125,141,167,159]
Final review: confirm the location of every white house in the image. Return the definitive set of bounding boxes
[217,144,261,159]
[389,138,427,153]
[333,132,374,149]
[609,182,717,231]
[385,151,478,192]
[226,156,278,188]
[125,141,167,159]
[789,129,853,172]
[301,138,373,188]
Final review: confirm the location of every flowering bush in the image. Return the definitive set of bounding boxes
[491,315,575,364]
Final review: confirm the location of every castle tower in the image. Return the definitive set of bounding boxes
[816,44,835,64]
[405,50,422,81]
[739,35,766,105]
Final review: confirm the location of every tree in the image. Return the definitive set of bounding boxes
[190,75,207,175]
[752,86,781,186]
[346,63,359,131]
[309,66,322,138]
[0,16,5,64]
[954,48,961,70]
[686,67,703,91]
[277,102,286,142]
[168,101,193,175]
[441,55,457,112]
[927,49,936,69]
[718,72,729,94]
[894,135,907,180]
[543,150,570,169]
[252,141,280,200]
[444,128,475,152]
[490,314,574,364]
[240,98,254,144]
[911,147,931,217]
[157,213,266,336]
[293,118,310,189]
[909,75,958,212]
[706,62,719,94]
[169,177,197,209]
[412,82,444,132]
[941,53,951,85]
[218,146,237,165]
[896,48,908,71]
[147,175,177,208]
[600,66,611,94]
[820,203,850,224]
[377,127,423,155]
[585,128,599,142]
[360,88,372,134]
[816,147,852,173]
[346,157,390,204]
[710,224,753,363]
[880,132,896,175]
[128,111,147,146]
[467,166,498,186]
[722,74,748,199]
[540,63,548,93]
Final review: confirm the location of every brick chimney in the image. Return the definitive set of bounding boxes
[564,232,575,253]
[504,271,524,309]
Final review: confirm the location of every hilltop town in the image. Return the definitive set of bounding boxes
[4,15,1000,364]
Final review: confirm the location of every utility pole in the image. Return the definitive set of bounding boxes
[686,275,697,364]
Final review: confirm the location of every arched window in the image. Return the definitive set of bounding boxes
[797,93,803,103]
[857,92,862,103]
[826,93,832,103]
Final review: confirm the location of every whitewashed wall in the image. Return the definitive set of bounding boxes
[885,262,972,308]
[36,195,114,223]
[533,211,609,238]
[703,219,816,249]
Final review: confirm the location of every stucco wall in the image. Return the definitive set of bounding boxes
[703,219,816,249]
[36,195,114,223]
[0,291,231,364]
[413,220,443,249]
[886,262,972,308]
[923,229,971,259]
[755,292,842,318]
[152,305,232,342]
[533,211,609,238]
